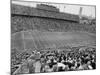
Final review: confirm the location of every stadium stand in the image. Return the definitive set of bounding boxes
[11,4,96,34]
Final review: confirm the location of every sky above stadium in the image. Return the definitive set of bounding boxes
[12,0,96,18]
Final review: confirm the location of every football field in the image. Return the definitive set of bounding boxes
[11,30,96,51]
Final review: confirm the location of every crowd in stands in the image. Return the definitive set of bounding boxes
[11,47,96,75]
[11,15,96,34]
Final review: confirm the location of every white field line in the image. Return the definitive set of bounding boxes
[22,31,26,50]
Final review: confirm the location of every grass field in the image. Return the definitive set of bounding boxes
[11,30,96,51]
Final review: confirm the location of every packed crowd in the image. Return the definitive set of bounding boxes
[11,15,96,34]
[11,47,96,75]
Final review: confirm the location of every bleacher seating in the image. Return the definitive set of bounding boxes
[11,4,96,34]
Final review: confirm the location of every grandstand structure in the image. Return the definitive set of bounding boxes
[36,4,60,12]
[11,4,79,22]
[11,4,96,33]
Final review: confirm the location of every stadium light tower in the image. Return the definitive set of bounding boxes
[79,7,83,19]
